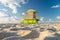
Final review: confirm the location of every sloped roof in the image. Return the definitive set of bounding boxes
[26,9,37,14]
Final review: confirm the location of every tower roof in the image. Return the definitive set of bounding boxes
[26,9,37,14]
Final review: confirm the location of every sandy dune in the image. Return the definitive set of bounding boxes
[0,23,60,40]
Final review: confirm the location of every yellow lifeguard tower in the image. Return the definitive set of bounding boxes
[23,9,38,24]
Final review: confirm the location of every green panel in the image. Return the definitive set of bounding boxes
[28,20,33,24]
[23,20,28,24]
[33,19,38,24]
[23,19,38,24]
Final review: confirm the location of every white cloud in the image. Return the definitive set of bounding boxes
[0,11,8,17]
[20,0,28,4]
[56,16,60,19]
[0,11,18,23]
[0,0,28,14]
[10,16,19,23]
[51,5,60,8]
[0,11,9,23]
[0,8,8,12]
[40,17,44,22]
[48,18,51,22]
[22,12,25,15]
[10,16,17,20]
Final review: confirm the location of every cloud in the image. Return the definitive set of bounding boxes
[48,18,51,22]
[0,0,28,14]
[0,8,8,12]
[22,12,25,15]
[40,17,44,22]
[0,11,8,17]
[0,11,18,23]
[10,16,18,21]
[56,16,60,19]
[10,16,19,23]
[0,11,9,23]
[51,5,60,8]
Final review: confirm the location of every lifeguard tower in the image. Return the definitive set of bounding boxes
[23,9,38,24]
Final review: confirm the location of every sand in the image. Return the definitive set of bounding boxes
[0,23,60,40]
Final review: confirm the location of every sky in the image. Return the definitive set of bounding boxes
[0,0,60,22]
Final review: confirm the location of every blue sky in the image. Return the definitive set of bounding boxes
[0,0,60,21]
